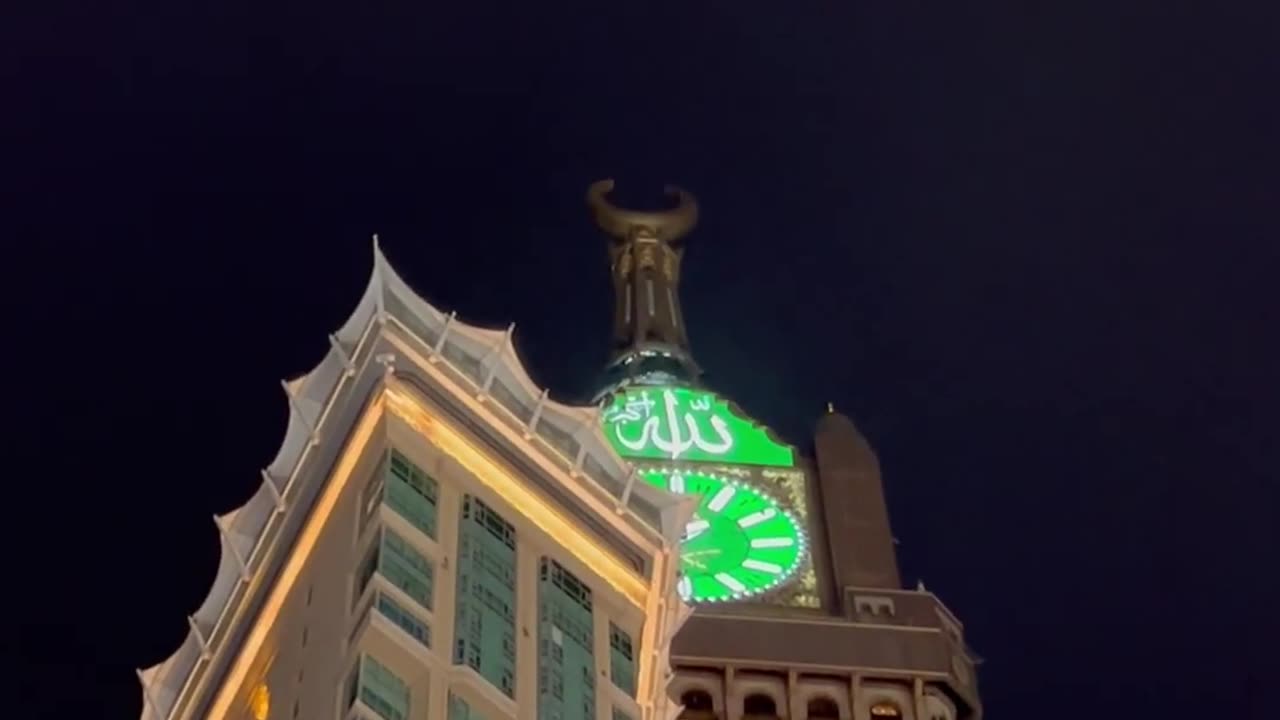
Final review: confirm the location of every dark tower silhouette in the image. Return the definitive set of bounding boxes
[813,406,903,592]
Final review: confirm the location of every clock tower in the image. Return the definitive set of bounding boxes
[587,182,984,720]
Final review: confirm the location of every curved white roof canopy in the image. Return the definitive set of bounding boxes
[137,238,693,720]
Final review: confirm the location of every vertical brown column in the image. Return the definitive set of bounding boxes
[812,407,902,596]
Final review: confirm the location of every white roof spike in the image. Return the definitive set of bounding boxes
[136,668,163,720]
[260,469,286,512]
[187,616,211,659]
[280,379,319,445]
[371,241,388,323]
[616,466,639,513]
[429,311,457,360]
[524,388,550,439]
[328,334,356,376]
[213,515,251,582]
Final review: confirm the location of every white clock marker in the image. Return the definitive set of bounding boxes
[714,573,746,593]
[737,508,777,528]
[750,537,794,549]
[707,485,736,513]
[684,518,710,539]
[742,559,783,574]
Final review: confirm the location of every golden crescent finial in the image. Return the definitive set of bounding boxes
[587,179,699,243]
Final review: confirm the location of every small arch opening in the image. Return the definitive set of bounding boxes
[807,696,840,720]
[679,689,716,720]
[870,702,902,718]
[682,690,715,712]
[743,694,779,718]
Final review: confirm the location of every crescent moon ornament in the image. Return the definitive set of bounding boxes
[587,179,699,244]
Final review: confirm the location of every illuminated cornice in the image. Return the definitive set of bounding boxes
[384,383,650,605]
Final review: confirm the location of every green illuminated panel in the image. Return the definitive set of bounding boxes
[602,387,794,466]
[643,467,806,603]
[454,495,518,698]
[538,558,596,720]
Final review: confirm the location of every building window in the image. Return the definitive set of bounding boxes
[386,449,440,538]
[453,495,518,698]
[449,693,488,720]
[379,528,435,610]
[538,558,596,720]
[869,702,902,718]
[376,591,431,648]
[743,694,778,718]
[608,623,636,698]
[852,595,895,618]
[354,539,381,609]
[344,654,410,720]
[807,696,840,720]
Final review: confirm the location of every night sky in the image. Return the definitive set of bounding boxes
[7,0,1279,718]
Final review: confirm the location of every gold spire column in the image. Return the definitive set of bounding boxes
[587,179,701,389]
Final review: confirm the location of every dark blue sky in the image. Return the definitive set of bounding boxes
[7,0,1279,718]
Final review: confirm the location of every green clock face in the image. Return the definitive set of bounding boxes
[642,467,806,603]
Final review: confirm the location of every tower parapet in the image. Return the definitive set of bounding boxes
[588,179,701,396]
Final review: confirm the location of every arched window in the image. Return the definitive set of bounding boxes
[743,694,778,717]
[679,689,716,720]
[869,702,902,718]
[682,690,715,712]
[807,696,840,720]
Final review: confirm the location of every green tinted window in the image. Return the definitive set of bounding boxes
[448,693,488,720]
[376,592,431,648]
[608,623,636,697]
[348,655,410,720]
[538,558,595,720]
[387,450,439,538]
[454,495,518,698]
[380,529,434,610]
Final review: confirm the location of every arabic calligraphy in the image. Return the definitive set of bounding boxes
[601,386,795,466]
[606,389,733,459]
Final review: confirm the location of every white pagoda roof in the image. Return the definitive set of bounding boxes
[137,238,692,720]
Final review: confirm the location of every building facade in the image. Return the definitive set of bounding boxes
[138,182,982,720]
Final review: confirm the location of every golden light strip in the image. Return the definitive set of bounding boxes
[206,394,386,720]
[384,383,649,607]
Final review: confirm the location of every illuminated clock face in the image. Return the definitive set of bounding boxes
[643,468,806,603]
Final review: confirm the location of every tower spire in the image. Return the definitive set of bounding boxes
[588,179,701,397]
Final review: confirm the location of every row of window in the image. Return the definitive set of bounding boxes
[679,691,903,720]
[349,450,640,720]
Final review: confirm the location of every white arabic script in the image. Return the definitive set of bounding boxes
[609,389,735,458]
